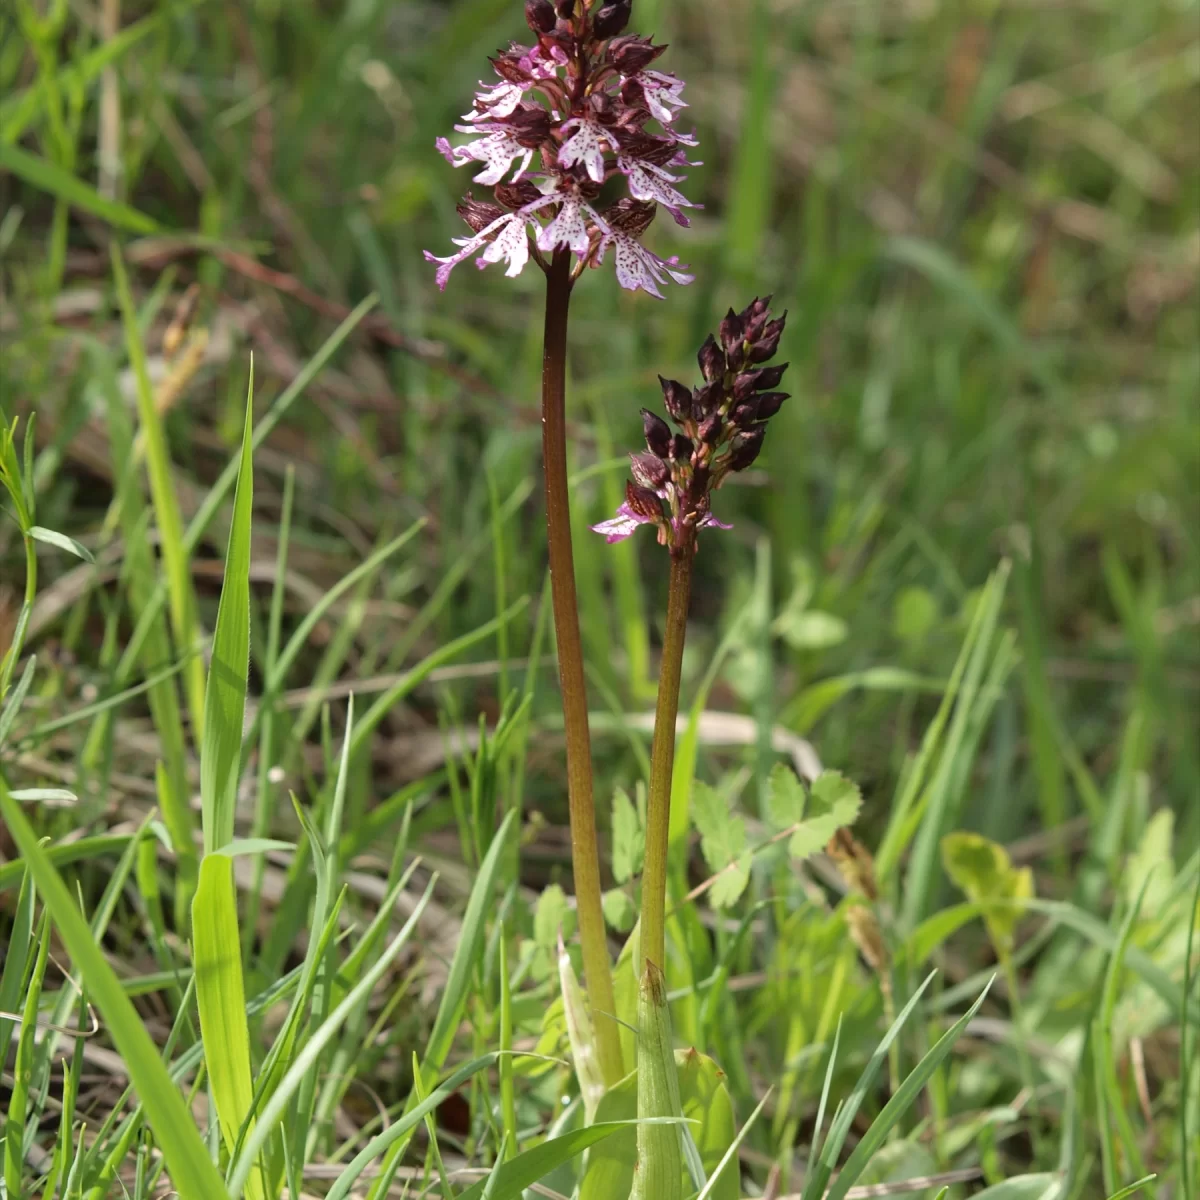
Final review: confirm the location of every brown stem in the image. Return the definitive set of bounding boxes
[541,249,624,1086]
[641,546,694,974]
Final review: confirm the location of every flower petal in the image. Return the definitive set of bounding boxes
[536,194,592,257]
[558,118,608,184]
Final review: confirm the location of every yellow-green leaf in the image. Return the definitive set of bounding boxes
[941,831,1034,953]
[201,371,255,853]
[192,853,264,1199]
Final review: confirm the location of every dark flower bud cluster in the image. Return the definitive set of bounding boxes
[592,297,789,553]
[425,0,699,298]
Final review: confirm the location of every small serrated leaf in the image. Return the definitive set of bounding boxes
[767,762,806,829]
[29,526,94,562]
[777,772,864,859]
[710,852,751,909]
[692,783,749,909]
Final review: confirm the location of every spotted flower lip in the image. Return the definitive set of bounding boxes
[424,2,698,298]
[593,299,791,554]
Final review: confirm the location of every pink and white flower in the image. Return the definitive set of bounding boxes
[591,503,729,544]
[423,195,557,290]
[596,228,694,299]
[617,157,698,225]
[462,81,528,120]
[641,71,688,123]
[557,118,609,184]
[436,129,534,186]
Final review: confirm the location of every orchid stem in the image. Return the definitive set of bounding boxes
[641,545,694,975]
[541,248,624,1087]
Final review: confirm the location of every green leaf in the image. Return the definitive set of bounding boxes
[192,854,264,1200]
[29,526,94,562]
[768,766,861,860]
[774,609,848,651]
[603,888,637,933]
[0,142,160,233]
[0,780,227,1200]
[1122,809,1174,913]
[692,782,750,909]
[611,785,644,885]
[214,838,294,859]
[8,787,76,805]
[424,808,517,1072]
[227,874,436,1199]
[968,1175,1063,1200]
[460,1122,634,1200]
[893,586,939,642]
[941,831,1034,953]
[201,372,255,853]
[535,883,573,949]
[822,980,995,1200]
[580,1047,738,1200]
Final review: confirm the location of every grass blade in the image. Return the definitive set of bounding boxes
[200,365,255,853]
[192,854,263,1200]
[0,779,227,1200]
[823,979,995,1200]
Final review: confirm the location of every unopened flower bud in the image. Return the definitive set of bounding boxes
[727,429,765,471]
[734,363,789,399]
[697,411,722,444]
[625,480,663,520]
[691,380,722,420]
[555,0,575,17]
[630,450,669,490]
[697,334,725,382]
[718,307,745,354]
[730,400,759,429]
[658,376,691,423]
[525,0,557,32]
[742,295,772,341]
[754,362,788,389]
[607,34,665,74]
[747,314,786,362]
[592,0,631,38]
[493,180,544,210]
[754,390,789,420]
[457,193,505,232]
[642,408,672,458]
[670,433,693,462]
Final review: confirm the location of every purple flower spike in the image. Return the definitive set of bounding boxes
[424,3,698,296]
[593,299,790,555]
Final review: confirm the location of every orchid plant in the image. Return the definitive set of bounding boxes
[425,0,700,1094]
[424,1,789,1191]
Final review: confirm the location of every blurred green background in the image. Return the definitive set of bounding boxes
[4,0,1196,839]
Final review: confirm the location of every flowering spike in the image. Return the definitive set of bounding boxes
[594,299,791,553]
[425,4,696,296]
